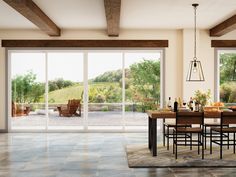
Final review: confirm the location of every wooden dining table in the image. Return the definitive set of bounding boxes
[147,110,221,156]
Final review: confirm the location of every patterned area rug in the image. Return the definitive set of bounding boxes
[126,144,236,168]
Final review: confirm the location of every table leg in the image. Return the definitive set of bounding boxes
[148,116,152,149]
[163,118,165,146]
[152,118,157,156]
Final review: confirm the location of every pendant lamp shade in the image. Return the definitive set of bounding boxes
[186,4,205,82]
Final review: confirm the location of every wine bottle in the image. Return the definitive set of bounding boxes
[174,98,178,112]
[167,97,172,110]
[195,101,199,112]
[178,97,182,108]
[189,97,193,111]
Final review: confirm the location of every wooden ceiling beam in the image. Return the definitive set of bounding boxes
[3,0,60,36]
[211,40,236,47]
[210,14,236,37]
[104,0,121,37]
[1,40,169,48]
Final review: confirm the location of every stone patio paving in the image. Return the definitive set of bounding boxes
[11,111,151,129]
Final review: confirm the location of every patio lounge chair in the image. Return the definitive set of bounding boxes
[57,99,81,117]
[12,102,30,117]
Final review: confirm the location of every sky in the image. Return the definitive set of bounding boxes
[11,52,160,82]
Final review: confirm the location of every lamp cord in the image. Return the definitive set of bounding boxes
[194,5,197,60]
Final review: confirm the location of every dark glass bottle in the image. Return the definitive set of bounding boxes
[195,101,199,112]
[167,97,172,110]
[174,98,178,112]
[189,97,194,111]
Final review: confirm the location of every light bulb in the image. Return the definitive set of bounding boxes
[193,61,198,73]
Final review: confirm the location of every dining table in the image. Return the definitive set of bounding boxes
[147,110,221,156]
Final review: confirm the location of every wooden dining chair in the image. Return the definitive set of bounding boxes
[210,112,236,159]
[173,112,204,159]
[163,119,191,150]
[203,111,229,150]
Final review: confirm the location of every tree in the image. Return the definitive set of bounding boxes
[129,59,160,110]
[93,69,122,82]
[219,53,236,103]
[12,71,45,103]
[220,53,236,84]
[49,78,74,92]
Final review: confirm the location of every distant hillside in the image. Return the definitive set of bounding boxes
[93,69,122,82]
[47,82,120,103]
[48,83,83,103]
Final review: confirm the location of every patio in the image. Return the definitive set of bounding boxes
[11,111,149,129]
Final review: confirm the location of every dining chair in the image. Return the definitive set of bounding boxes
[173,112,204,159]
[163,119,191,150]
[210,112,236,159]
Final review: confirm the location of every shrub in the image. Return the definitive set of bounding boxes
[220,82,236,103]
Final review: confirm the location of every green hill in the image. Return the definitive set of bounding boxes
[47,82,120,103]
[48,83,83,103]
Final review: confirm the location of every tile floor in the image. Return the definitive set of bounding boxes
[0,133,236,177]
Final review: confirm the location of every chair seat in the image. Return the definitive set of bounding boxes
[211,127,236,133]
[174,127,202,133]
[204,123,228,126]
[164,123,191,127]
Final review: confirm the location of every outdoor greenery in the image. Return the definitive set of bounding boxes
[219,53,236,103]
[12,59,160,111]
[193,89,211,107]
[12,71,45,103]
[49,78,75,92]
[12,53,236,111]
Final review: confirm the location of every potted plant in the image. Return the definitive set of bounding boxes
[193,89,211,111]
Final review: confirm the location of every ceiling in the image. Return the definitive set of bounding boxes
[0,0,236,30]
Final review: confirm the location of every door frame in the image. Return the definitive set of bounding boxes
[7,48,165,133]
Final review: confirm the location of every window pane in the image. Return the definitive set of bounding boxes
[11,52,46,130]
[124,52,161,127]
[219,52,236,105]
[88,53,122,127]
[48,52,84,129]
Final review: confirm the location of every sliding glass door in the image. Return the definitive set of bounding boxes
[10,52,46,130]
[47,52,84,129]
[88,52,123,129]
[9,50,163,132]
[217,50,236,105]
[124,52,161,129]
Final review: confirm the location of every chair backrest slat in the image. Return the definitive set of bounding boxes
[67,99,81,114]
[222,112,236,125]
[176,112,203,125]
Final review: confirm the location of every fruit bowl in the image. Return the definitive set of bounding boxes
[228,106,236,111]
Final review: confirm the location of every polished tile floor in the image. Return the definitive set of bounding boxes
[0,133,236,177]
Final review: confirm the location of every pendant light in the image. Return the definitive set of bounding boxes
[186,4,205,81]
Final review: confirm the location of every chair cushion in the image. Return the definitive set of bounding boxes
[174,127,202,133]
[211,127,236,133]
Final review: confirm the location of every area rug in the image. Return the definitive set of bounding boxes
[126,144,236,168]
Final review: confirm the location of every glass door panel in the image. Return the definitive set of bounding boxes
[219,52,236,105]
[47,52,84,130]
[11,52,46,130]
[124,52,161,128]
[88,53,123,128]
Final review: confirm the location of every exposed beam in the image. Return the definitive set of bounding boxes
[1,40,168,48]
[211,40,236,47]
[104,0,121,37]
[3,0,60,36]
[210,15,236,37]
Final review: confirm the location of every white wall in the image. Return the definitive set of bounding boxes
[0,28,236,131]
[183,29,236,101]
